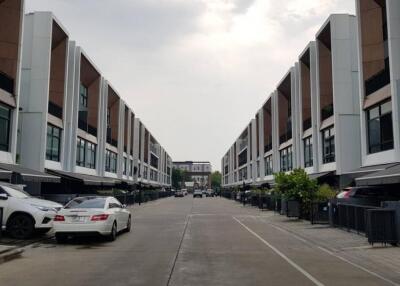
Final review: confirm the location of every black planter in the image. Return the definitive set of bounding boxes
[287,200,301,218]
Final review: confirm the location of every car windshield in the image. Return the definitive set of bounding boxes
[2,186,31,199]
[65,198,106,209]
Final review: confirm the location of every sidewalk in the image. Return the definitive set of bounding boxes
[260,213,400,283]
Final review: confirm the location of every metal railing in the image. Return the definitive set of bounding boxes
[321,104,334,121]
[365,66,390,96]
[303,118,312,131]
[48,101,63,118]
[366,209,397,245]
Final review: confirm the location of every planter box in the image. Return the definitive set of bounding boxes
[287,200,300,218]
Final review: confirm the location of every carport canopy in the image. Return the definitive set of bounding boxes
[356,163,400,186]
[46,169,120,186]
[0,163,60,183]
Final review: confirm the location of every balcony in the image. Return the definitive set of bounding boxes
[365,66,390,96]
[106,127,118,147]
[150,143,159,156]
[48,101,63,119]
[264,142,272,153]
[321,104,334,121]
[78,119,97,137]
[0,72,14,95]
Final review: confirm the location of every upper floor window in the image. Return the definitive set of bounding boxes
[0,105,11,152]
[105,149,117,173]
[46,124,61,162]
[367,100,393,154]
[76,137,96,169]
[264,155,273,176]
[322,126,335,164]
[79,83,88,109]
[303,136,313,168]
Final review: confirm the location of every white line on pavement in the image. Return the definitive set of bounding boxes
[317,246,400,286]
[233,216,325,286]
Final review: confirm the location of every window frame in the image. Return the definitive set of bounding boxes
[46,124,61,162]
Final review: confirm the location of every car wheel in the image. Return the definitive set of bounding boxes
[126,216,131,232]
[7,214,35,239]
[107,222,117,241]
[55,233,68,244]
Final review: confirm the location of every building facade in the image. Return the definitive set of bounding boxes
[173,161,212,188]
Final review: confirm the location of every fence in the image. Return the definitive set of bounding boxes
[310,201,330,224]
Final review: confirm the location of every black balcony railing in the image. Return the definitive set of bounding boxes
[0,72,14,94]
[303,117,312,131]
[279,130,292,145]
[365,66,390,96]
[321,104,334,121]
[48,101,63,119]
[78,118,98,137]
[87,124,97,137]
[264,142,272,153]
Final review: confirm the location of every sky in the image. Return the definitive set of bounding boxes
[26,0,355,172]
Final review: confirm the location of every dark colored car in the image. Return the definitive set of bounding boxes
[336,186,400,206]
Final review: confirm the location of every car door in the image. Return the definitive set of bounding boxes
[0,187,9,227]
[109,198,124,231]
[114,198,129,227]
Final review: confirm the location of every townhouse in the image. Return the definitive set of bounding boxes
[173,161,212,188]
[222,14,364,189]
[0,4,172,198]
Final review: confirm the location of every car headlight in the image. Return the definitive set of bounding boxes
[31,205,57,212]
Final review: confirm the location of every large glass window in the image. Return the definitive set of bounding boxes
[322,127,335,163]
[367,100,393,154]
[105,149,117,173]
[79,83,88,109]
[280,146,293,172]
[46,124,61,162]
[123,157,127,175]
[0,105,11,152]
[303,136,313,167]
[264,155,273,176]
[76,137,96,169]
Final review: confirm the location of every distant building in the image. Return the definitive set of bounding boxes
[173,161,212,189]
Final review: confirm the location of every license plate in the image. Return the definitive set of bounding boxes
[71,216,86,223]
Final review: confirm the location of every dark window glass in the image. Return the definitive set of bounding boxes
[79,83,88,109]
[367,100,393,154]
[105,149,117,173]
[46,124,61,162]
[322,127,335,163]
[0,105,11,152]
[304,136,313,167]
[65,198,105,209]
[76,137,96,169]
[280,146,293,172]
[264,155,273,176]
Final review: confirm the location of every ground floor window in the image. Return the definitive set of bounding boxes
[0,104,11,152]
[46,124,61,162]
[76,137,96,169]
[280,146,293,172]
[238,167,247,181]
[143,165,148,179]
[105,149,117,173]
[322,126,335,164]
[304,136,313,167]
[264,155,273,176]
[367,100,394,154]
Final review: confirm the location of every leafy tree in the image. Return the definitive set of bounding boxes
[172,168,192,189]
[210,171,222,189]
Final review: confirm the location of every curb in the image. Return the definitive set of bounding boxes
[0,247,24,265]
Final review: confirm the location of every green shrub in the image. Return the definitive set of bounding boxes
[314,184,336,202]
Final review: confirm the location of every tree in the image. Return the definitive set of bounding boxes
[210,171,222,189]
[172,168,191,189]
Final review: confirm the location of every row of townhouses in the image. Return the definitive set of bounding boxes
[0,0,172,198]
[222,0,400,190]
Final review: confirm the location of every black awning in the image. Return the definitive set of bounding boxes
[356,163,400,186]
[0,169,12,180]
[345,163,398,179]
[0,163,60,183]
[308,171,334,180]
[47,169,120,186]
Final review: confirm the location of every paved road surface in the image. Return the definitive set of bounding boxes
[0,197,397,286]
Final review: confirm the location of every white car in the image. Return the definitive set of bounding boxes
[0,183,62,239]
[53,196,131,243]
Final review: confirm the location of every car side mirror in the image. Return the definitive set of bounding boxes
[0,193,8,200]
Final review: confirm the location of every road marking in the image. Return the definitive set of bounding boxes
[317,246,400,286]
[233,216,325,286]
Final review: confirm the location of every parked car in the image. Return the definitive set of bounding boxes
[193,190,203,198]
[53,196,131,243]
[336,186,400,205]
[182,189,188,196]
[175,190,184,197]
[206,189,215,197]
[0,183,62,239]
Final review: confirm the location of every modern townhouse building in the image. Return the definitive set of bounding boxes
[222,14,362,189]
[0,0,30,180]
[173,161,212,188]
[353,0,400,186]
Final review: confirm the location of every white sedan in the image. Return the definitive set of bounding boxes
[53,196,131,243]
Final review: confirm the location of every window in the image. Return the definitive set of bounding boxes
[303,136,313,167]
[76,137,96,169]
[46,124,61,162]
[138,163,141,177]
[322,127,335,163]
[264,155,273,176]
[79,83,88,109]
[123,157,127,175]
[0,105,11,152]
[143,166,148,179]
[367,100,393,154]
[238,167,247,181]
[105,149,117,173]
[130,159,134,176]
[257,161,260,178]
[280,146,293,172]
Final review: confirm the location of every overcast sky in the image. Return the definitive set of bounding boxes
[26,0,355,171]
